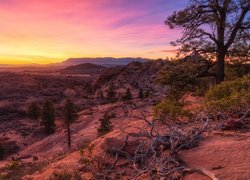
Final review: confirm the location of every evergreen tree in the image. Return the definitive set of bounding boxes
[97,89,104,99]
[107,83,116,101]
[42,100,56,134]
[97,113,113,136]
[27,102,41,120]
[122,88,133,101]
[0,143,4,160]
[64,100,78,148]
[138,89,144,99]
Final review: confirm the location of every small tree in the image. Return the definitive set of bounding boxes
[97,113,114,136]
[64,100,78,148]
[42,100,56,134]
[0,143,4,160]
[122,88,133,101]
[138,89,144,99]
[107,83,116,102]
[27,102,41,120]
[97,89,104,99]
[85,82,94,97]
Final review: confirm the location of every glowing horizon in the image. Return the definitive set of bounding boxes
[0,0,187,65]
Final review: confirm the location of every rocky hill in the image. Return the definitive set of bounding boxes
[60,57,150,67]
[60,63,107,75]
[93,60,169,100]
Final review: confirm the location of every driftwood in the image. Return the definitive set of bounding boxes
[82,110,220,179]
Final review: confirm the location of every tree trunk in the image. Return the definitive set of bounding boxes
[67,123,71,149]
[216,50,226,84]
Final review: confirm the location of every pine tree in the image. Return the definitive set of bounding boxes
[97,113,113,136]
[0,143,4,160]
[107,83,116,102]
[122,88,133,101]
[64,100,78,148]
[27,102,41,120]
[138,89,144,99]
[42,100,56,134]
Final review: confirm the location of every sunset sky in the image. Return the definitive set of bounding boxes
[0,0,188,65]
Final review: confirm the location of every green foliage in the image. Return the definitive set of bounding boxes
[121,88,133,101]
[0,143,4,160]
[42,100,56,134]
[27,101,41,120]
[97,113,114,136]
[157,58,213,99]
[205,75,250,112]
[49,170,80,180]
[225,63,250,80]
[154,99,191,122]
[5,161,22,170]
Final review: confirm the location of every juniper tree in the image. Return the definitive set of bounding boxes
[27,102,41,120]
[0,143,4,160]
[107,83,116,101]
[138,88,144,99]
[166,0,250,83]
[42,100,56,134]
[64,100,78,148]
[122,88,133,101]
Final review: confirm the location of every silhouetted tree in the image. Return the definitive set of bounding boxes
[97,89,104,99]
[85,82,94,97]
[122,88,133,101]
[0,143,4,160]
[64,100,78,148]
[166,0,250,83]
[42,100,56,134]
[138,89,144,99]
[27,102,41,120]
[144,89,151,98]
[107,83,116,101]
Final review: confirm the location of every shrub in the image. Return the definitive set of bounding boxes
[49,169,80,180]
[5,161,22,170]
[42,100,56,134]
[97,113,114,136]
[154,99,191,123]
[157,58,215,98]
[121,88,133,101]
[27,102,41,120]
[205,75,250,112]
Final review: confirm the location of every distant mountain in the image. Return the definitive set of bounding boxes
[60,63,107,75]
[60,57,150,67]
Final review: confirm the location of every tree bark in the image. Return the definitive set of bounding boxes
[216,50,226,84]
[67,122,71,149]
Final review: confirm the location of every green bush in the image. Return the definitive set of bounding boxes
[154,99,191,122]
[157,58,214,98]
[205,75,250,112]
[97,113,114,136]
[49,170,80,180]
